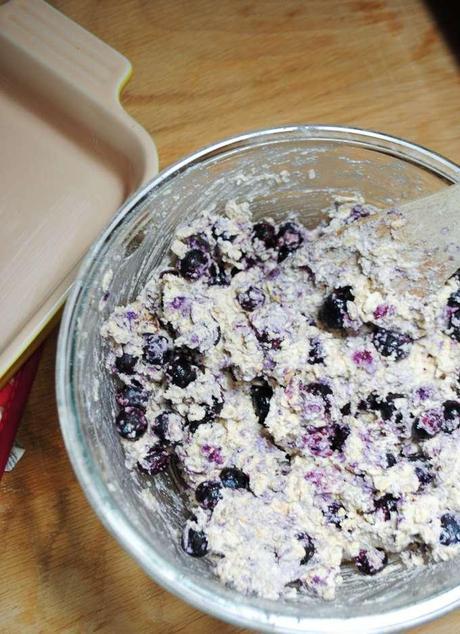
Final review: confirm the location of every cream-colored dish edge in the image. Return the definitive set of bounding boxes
[0,0,158,385]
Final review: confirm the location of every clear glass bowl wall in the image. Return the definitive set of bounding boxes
[57,126,460,633]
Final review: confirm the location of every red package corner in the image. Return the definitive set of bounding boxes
[0,348,42,478]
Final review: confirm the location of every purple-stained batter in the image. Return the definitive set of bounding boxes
[102,198,460,600]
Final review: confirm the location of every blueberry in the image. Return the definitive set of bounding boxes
[204,395,224,421]
[355,548,388,575]
[324,501,346,528]
[363,392,404,421]
[415,464,434,486]
[446,291,460,342]
[137,444,170,475]
[330,424,350,451]
[374,494,399,521]
[252,221,277,249]
[365,392,389,417]
[340,403,351,416]
[166,349,197,388]
[179,249,210,280]
[195,480,223,510]
[408,454,434,486]
[143,333,170,366]
[318,286,354,330]
[386,452,397,467]
[115,407,147,440]
[251,380,273,425]
[115,352,137,374]
[448,288,460,308]
[255,329,283,350]
[297,532,315,565]
[372,326,412,360]
[308,337,324,365]
[237,286,266,312]
[307,382,333,399]
[152,411,173,443]
[182,527,208,557]
[243,255,257,270]
[208,262,230,287]
[440,513,460,545]
[413,409,443,440]
[277,221,303,261]
[116,381,148,410]
[375,393,403,420]
[441,400,460,434]
[220,467,250,490]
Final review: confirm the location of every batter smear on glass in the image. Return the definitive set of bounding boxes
[102,199,460,600]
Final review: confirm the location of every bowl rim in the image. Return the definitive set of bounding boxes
[56,124,460,633]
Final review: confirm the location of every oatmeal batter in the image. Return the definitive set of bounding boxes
[102,199,460,600]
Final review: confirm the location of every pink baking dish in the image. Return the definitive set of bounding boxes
[0,0,158,386]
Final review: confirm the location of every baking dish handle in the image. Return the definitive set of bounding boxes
[0,0,158,182]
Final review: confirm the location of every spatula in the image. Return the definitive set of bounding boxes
[398,182,460,280]
[347,183,460,299]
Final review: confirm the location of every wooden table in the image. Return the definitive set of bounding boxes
[2,0,460,631]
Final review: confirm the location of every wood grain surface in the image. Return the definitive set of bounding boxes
[1,0,460,631]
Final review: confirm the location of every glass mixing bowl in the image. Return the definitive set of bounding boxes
[57,125,460,633]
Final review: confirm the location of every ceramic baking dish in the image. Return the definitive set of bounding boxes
[0,0,158,386]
